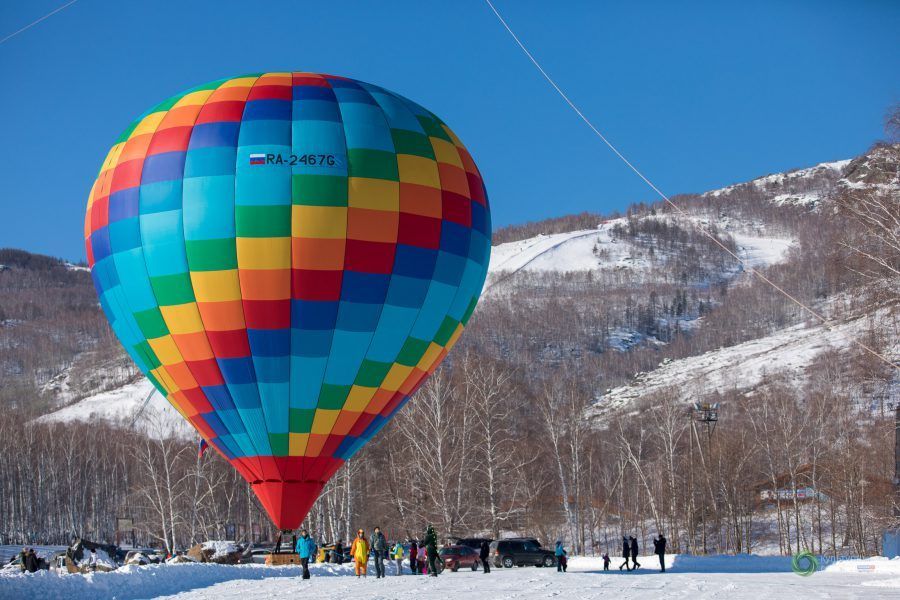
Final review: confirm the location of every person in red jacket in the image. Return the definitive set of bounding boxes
[409,540,419,574]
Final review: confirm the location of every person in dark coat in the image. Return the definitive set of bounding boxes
[602,552,610,570]
[654,534,666,572]
[424,529,439,577]
[426,542,439,577]
[371,526,388,578]
[25,548,39,573]
[409,540,419,574]
[17,548,27,573]
[333,540,344,564]
[479,540,491,573]
[630,536,640,569]
[618,536,630,571]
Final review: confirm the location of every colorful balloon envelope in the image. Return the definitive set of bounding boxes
[84,72,491,529]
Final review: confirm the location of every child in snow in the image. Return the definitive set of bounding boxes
[602,552,610,570]
[417,544,427,574]
[554,541,567,572]
[409,540,418,574]
[392,541,404,575]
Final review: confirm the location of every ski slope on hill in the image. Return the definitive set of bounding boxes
[488,219,792,277]
[487,227,609,273]
[2,555,898,600]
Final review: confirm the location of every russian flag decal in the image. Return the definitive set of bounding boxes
[249,153,266,165]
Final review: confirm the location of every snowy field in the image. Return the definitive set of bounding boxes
[3,555,899,600]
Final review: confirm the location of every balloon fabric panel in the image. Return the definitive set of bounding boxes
[85,73,491,529]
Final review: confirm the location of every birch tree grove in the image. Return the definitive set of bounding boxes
[463,357,522,538]
[0,349,895,557]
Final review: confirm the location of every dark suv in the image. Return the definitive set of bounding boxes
[451,537,493,551]
[490,538,556,568]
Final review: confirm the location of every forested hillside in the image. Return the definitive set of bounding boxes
[1,137,897,560]
[0,250,136,411]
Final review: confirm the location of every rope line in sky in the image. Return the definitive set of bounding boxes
[0,0,79,46]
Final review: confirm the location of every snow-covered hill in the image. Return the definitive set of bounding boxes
[590,305,898,418]
[44,221,795,433]
[36,378,191,439]
[34,145,897,434]
[487,216,793,282]
[703,144,899,211]
[705,158,851,209]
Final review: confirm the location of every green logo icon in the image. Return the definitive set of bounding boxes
[791,550,819,576]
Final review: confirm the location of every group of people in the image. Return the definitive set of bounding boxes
[295,526,444,579]
[602,534,666,572]
[16,548,40,573]
[293,530,667,579]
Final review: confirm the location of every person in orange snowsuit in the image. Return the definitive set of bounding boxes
[350,529,369,577]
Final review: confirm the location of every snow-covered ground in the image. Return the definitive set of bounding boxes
[2,555,898,600]
[730,234,793,269]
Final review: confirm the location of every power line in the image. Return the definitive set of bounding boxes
[482,0,898,371]
[129,386,158,430]
[0,0,79,46]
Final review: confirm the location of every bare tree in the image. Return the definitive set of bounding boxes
[135,416,193,554]
[463,356,523,537]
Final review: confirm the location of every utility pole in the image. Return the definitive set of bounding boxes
[688,416,696,554]
[694,402,720,444]
[895,400,899,519]
[691,402,720,555]
[884,400,900,558]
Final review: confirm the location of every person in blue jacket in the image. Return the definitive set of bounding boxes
[295,529,317,579]
[554,541,568,572]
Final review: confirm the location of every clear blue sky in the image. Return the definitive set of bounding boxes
[1,0,898,261]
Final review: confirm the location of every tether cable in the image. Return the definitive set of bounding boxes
[483,0,898,371]
[0,0,79,46]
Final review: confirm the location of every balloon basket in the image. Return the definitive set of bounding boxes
[265,529,300,566]
[265,552,300,566]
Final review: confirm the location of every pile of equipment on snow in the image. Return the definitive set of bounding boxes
[186,541,243,564]
[51,538,118,573]
[3,538,256,573]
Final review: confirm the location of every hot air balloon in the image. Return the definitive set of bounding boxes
[84,72,490,531]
